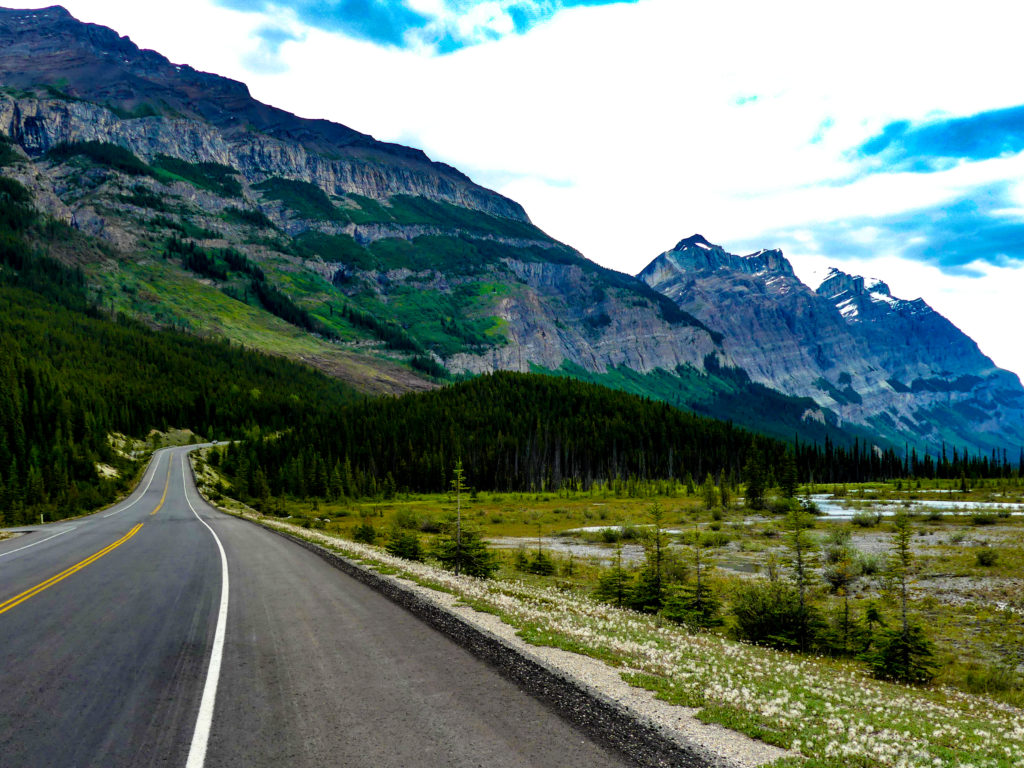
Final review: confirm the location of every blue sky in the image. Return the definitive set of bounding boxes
[216,0,635,51]
[6,0,1024,376]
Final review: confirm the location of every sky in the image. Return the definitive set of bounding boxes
[10,0,1024,378]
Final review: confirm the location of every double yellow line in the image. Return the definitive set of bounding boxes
[0,523,144,615]
[0,454,175,616]
[152,455,173,515]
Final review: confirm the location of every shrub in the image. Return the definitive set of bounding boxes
[963,661,1021,697]
[526,549,556,575]
[664,582,722,629]
[971,513,998,526]
[731,580,822,651]
[619,523,640,541]
[593,564,632,608]
[392,508,419,530]
[975,547,999,567]
[352,522,377,544]
[856,552,881,576]
[851,510,882,528]
[418,515,442,533]
[866,624,937,684]
[699,530,730,548]
[385,530,423,561]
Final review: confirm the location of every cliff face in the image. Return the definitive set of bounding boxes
[817,268,996,384]
[434,258,722,376]
[0,6,526,220]
[639,235,883,400]
[640,237,1024,451]
[0,6,726,395]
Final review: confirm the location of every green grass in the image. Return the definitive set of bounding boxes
[198,475,1024,768]
[255,177,348,221]
[294,231,374,269]
[337,192,551,241]
[152,155,242,197]
[46,141,154,177]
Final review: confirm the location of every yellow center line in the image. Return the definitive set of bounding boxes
[0,523,144,615]
[151,455,174,516]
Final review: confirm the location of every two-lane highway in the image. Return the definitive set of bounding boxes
[0,448,631,767]
[0,449,221,766]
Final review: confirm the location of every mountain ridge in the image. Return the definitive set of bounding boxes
[639,236,1024,452]
[0,5,527,220]
[2,6,1020,455]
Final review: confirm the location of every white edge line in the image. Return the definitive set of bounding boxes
[0,525,77,559]
[103,451,163,517]
[182,452,229,768]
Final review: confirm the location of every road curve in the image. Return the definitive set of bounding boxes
[0,447,631,767]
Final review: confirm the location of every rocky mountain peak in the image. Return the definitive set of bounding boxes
[817,267,931,323]
[817,268,889,299]
[672,233,716,251]
[640,236,796,287]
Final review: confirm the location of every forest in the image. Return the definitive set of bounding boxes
[2,165,1021,525]
[215,370,1024,507]
[0,174,358,524]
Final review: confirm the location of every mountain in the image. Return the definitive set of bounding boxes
[2,6,1017,454]
[0,7,729,390]
[0,5,522,219]
[639,237,1024,452]
[0,7,743,405]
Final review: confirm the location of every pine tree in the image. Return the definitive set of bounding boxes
[664,525,721,628]
[743,448,766,510]
[783,507,818,652]
[593,543,631,608]
[629,502,674,612]
[868,511,937,683]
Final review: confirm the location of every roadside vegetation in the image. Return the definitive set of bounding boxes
[194,448,1024,768]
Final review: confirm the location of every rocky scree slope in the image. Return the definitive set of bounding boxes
[639,235,1024,452]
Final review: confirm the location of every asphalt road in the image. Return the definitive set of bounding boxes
[0,447,631,768]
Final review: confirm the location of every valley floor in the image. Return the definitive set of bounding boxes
[192,456,1024,768]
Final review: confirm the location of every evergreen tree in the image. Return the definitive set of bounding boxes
[385,529,423,561]
[783,507,819,652]
[450,458,468,575]
[593,543,632,608]
[432,526,498,579]
[779,452,799,498]
[664,527,721,628]
[629,503,675,612]
[868,512,936,683]
[700,473,718,510]
[743,448,766,510]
